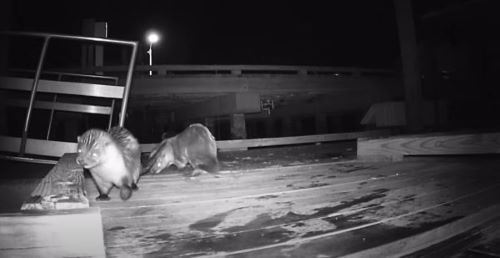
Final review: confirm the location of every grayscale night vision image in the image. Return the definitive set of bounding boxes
[0,0,499,257]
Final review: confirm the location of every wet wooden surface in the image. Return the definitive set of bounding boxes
[0,208,105,258]
[21,153,88,210]
[86,146,500,257]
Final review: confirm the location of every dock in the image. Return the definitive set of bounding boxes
[85,145,500,257]
[2,137,500,257]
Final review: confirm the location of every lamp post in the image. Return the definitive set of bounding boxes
[146,31,159,76]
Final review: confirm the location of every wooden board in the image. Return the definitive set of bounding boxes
[140,129,390,153]
[0,208,105,258]
[358,132,500,162]
[174,93,261,119]
[0,76,124,98]
[21,153,88,210]
[87,156,500,257]
[342,204,500,258]
[0,136,77,157]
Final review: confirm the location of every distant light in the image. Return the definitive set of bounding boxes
[147,32,160,44]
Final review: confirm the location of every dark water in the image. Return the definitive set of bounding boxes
[0,160,53,212]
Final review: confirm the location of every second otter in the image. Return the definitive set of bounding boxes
[146,123,219,176]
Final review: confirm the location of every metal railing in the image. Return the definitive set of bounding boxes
[79,64,396,78]
[0,31,138,155]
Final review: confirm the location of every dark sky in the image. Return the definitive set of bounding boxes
[8,0,436,67]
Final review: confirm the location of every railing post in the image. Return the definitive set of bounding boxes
[119,42,138,127]
[20,36,50,155]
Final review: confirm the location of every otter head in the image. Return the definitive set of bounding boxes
[76,129,109,169]
[147,141,175,174]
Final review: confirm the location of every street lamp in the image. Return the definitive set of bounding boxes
[146,31,160,76]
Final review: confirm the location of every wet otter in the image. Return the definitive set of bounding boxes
[76,126,142,201]
[146,123,219,176]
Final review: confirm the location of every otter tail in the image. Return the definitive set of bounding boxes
[119,177,133,200]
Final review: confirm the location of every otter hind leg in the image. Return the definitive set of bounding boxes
[119,176,135,200]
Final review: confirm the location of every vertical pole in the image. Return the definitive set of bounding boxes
[393,0,423,132]
[118,42,138,127]
[148,43,153,76]
[107,100,115,130]
[20,36,50,155]
[46,94,57,140]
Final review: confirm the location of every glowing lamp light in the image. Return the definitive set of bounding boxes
[147,32,160,44]
[146,31,161,76]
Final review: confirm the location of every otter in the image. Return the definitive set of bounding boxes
[146,123,219,176]
[76,126,142,201]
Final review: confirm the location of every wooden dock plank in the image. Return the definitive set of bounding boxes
[0,208,105,258]
[101,176,495,254]
[21,153,88,210]
[102,180,500,257]
[88,157,500,257]
[358,132,500,162]
[88,160,446,206]
[223,188,500,258]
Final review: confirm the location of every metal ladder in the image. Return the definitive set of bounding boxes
[0,31,138,160]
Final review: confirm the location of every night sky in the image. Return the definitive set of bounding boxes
[9,0,405,67]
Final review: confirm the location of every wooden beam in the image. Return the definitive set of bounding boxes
[174,93,261,120]
[82,64,395,76]
[130,76,400,96]
[21,153,88,210]
[0,208,105,258]
[140,129,390,152]
[0,76,124,99]
[393,0,423,132]
[0,136,76,157]
[358,132,500,162]
[6,98,112,115]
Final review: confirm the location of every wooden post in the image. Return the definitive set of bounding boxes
[94,22,107,74]
[81,19,95,70]
[81,19,107,72]
[393,0,423,132]
[230,113,246,139]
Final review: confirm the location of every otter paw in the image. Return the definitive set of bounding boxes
[189,169,207,177]
[96,194,111,201]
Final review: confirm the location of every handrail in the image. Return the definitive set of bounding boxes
[81,64,395,77]
[3,31,137,46]
[8,68,120,83]
[0,31,138,155]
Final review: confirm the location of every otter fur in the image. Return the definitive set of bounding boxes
[76,126,141,201]
[147,123,219,176]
